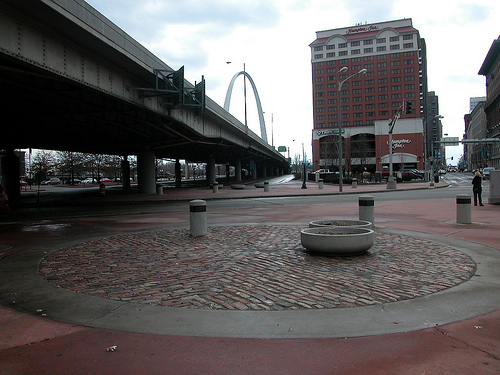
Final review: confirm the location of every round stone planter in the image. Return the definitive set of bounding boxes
[308,219,372,229]
[300,227,375,256]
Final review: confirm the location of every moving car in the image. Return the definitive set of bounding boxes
[482,167,495,180]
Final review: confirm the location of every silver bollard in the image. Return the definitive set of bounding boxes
[456,194,472,224]
[212,182,218,193]
[352,178,358,188]
[359,195,374,227]
[264,181,270,192]
[318,179,324,189]
[190,200,207,237]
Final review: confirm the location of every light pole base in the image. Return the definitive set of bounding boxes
[386,177,397,190]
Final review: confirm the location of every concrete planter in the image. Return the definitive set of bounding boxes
[300,227,375,256]
[308,219,372,229]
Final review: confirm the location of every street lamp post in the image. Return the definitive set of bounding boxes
[338,68,367,192]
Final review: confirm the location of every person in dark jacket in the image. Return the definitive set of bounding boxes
[472,171,484,206]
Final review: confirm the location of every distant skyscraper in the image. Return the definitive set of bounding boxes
[470,97,486,112]
[310,19,428,173]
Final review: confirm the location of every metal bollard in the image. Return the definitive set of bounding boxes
[156,184,163,195]
[359,195,374,227]
[352,178,358,188]
[212,182,218,193]
[456,194,472,224]
[318,179,324,189]
[264,181,270,192]
[190,200,207,237]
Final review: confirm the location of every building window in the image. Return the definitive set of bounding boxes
[378,94,388,100]
[404,67,415,73]
[379,102,389,108]
[327,91,336,96]
[391,85,401,90]
[365,95,375,101]
[327,99,336,104]
[328,108,337,113]
[315,77,324,82]
[378,78,388,84]
[377,62,387,68]
[390,44,400,50]
[391,93,402,99]
[351,41,361,47]
[377,46,386,52]
[327,52,335,57]
[404,59,415,64]
[327,44,335,49]
[316,115,326,120]
[378,70,388,76]
[379,110,389,116]
[314,54,324,59]
[364,48,373,53]
[391,69,401,74]
[403,34,414,40]
[391,77,401,82]
[327,83,336,88]
[391,60,401,66]
[403,43,414,49]
[365,79,375,85]
[353,112,363,118]
[366,111,376,117]
[327,60,336,65]
[403,51,414,57]
[390,36,400,42]
[339,42,348,48]
[377,38,386,43]
[315,84,325,89]
[327,68,336,73]
[405,84,415,89]
[316,100,325,105]
[364,39,373,45]
[314,69,324,74]
[366,103,375,109]
[316,107,325,112]
[353,89,362,94]
[378,54,387,60]
[352,57,361,62]
[339,59,348,64]
[314,62,324,67]
[391,53,400,58]
[316,92,324,97]
[378,86,388,92]
[353,104,362,109]
[352,49,361,55]
[317,123,325,128]
[364,63,374,69]
[339,51,348,56]
[365,87,375,93]
[365,56,374,61]
[314,46,324,51]
[404,76,415,81]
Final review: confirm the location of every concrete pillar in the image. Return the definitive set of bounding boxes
[456,194,472,224]
[185,161,190,179]
[190,200,207,237]
[252,161,257,179]
[205,157,216,186]
[235,159,242,182]
[264,181,270,192]
[175,159,181,188]
[212,182,219,193]
[0,150,20,204]
[121,156,131,190]
[261,162,267,178]
[137,151,156,194]
[359,195,374,227]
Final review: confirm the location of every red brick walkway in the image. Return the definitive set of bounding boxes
[40,225,476,310]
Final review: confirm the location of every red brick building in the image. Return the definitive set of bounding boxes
[310,19,428,173]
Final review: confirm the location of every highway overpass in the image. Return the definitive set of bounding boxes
[0,0,288,201]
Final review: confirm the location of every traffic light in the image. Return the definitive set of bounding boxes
[405,100,413,114]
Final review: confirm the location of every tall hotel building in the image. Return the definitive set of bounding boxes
[310,19,428,173]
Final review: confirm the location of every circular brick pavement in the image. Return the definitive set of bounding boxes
[40,225,476,311]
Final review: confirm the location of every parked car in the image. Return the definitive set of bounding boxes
[482,167,495,180]
[314,169,333,174]
[397,169,423,181]
[99,178,111,183]
[82,178,96,184]
[41,177,61,185]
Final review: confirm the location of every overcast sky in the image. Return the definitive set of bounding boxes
[87,0,499,164]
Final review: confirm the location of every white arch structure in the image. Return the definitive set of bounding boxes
[224,71,268,143]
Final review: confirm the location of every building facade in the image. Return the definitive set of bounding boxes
[478,36,500,170]
[310,19,428,173]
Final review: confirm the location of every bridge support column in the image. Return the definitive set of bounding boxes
[175,159,181,188]
[137,151,156,194]
[121,156,130,190]
[206,157,216,186]
[235,160,242,182]
[0,149,20,205]
[262,162,267,178]
[251,161,257,179]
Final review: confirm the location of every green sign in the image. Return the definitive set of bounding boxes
[278,146,287,152]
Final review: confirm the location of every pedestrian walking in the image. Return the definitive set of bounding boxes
[472,171,484,206]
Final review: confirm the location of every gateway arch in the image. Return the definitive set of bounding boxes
[224,71,268,143]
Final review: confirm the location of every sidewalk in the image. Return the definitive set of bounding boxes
[1,179,499,374]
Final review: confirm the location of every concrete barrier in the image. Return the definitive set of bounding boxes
[358,195,374,227]
[318,179,324,189]
[190,200,207,237]
[456,194,472,224]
